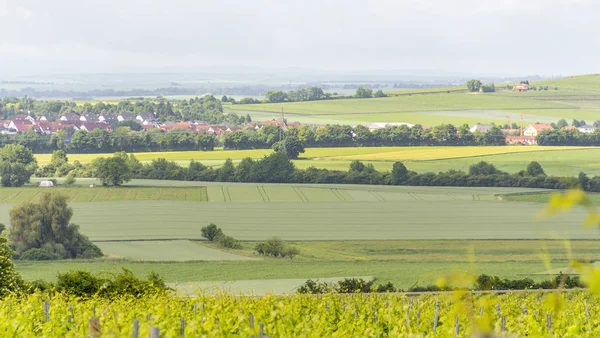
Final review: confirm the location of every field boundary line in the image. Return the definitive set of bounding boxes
[293,187,309,202]
[368,191,385,201]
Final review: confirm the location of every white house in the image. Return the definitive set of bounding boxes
[469,124,493,133]
[577,125,597,133]
[523,124,554,137]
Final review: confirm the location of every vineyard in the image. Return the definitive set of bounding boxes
[2,291,599,337]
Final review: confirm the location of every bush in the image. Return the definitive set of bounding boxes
[201,223,222,242]
[218,235,242,249]
[336,278,374,293]
[64,171,76,185]
[19,248,59,261]
[56,269,169,298]
[255,237,299,258]
[56,270,105,297]
[376,282,396,293]
[297,279,333,294]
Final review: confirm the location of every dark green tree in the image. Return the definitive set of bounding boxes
[526,161,546,176]
[466,79,482,92]
[8,192,102,259]
[265,90,288,103]
[201,223,223,242]
[374,89,387,97]
[92,152,133,186]
[355,87,373,98]
[0,144,38,187]
[272,136,306,159]
[391,162,409,184]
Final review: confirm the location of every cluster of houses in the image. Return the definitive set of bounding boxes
[0,112,301,136]
[471,123,597,145]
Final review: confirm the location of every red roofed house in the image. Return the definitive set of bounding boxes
[523,124,554,137]
[8,121,34,132]
[506,136,536,145]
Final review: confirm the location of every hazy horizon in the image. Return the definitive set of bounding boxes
[2,0,598,78]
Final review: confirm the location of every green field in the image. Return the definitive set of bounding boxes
[6,177,596,292]
[225,75,600,126]
[0,186,207,203]
[17,238,593,291]
[95,240,254,261]
[34,146,600,177]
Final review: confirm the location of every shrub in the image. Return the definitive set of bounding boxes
[255,237,296,258]
[19,248,59,261]
[201,223,223,242]
[297,279,334,294]
[56,269,169,298]
[64,171,76,185]
[56,270,105,297]
[336,278,374,293]
[218,235,242,249]
[376,282,396,293]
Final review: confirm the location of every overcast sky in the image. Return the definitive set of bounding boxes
[1,0,598,77]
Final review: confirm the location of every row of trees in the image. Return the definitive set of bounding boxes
[466,80,495,92]
[261,86,385,103]
[537,128,600,146]
[224,123,507,150]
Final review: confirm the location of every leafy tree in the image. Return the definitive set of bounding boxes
[0,237,24,296]
[469,161,501,176]
[374,89,386,97]
[92,152,133,186]
[201,223,222,242]
[391,162,409,184]
[8,192,102,259]
[466,79,482,92]
[572,119,586,127]
[272,136,305,159]
[265,90,288,103]
[355,87,373,98]
[526,161,546,177]
[480,83,495,92]
[556,119,569,129]
[0,144,38,187]
[221,95,228,102]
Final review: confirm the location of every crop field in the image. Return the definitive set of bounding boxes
[0,184,589,242]
[33,146,600,177]
[95,240,253,261]
[0,187,207,203]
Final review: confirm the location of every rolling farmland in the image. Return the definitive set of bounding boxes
[225,75,600,126]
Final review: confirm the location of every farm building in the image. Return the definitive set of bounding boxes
[505,136,536,145]
[364,122,414,131]
[577,125,597,133]
[523,124,554,137]
[469,124,493,133]
[514,83,529,92]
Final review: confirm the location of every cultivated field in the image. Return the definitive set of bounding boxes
[4,178,591,291]
[0,186,207,203]
[34,146,600,177]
